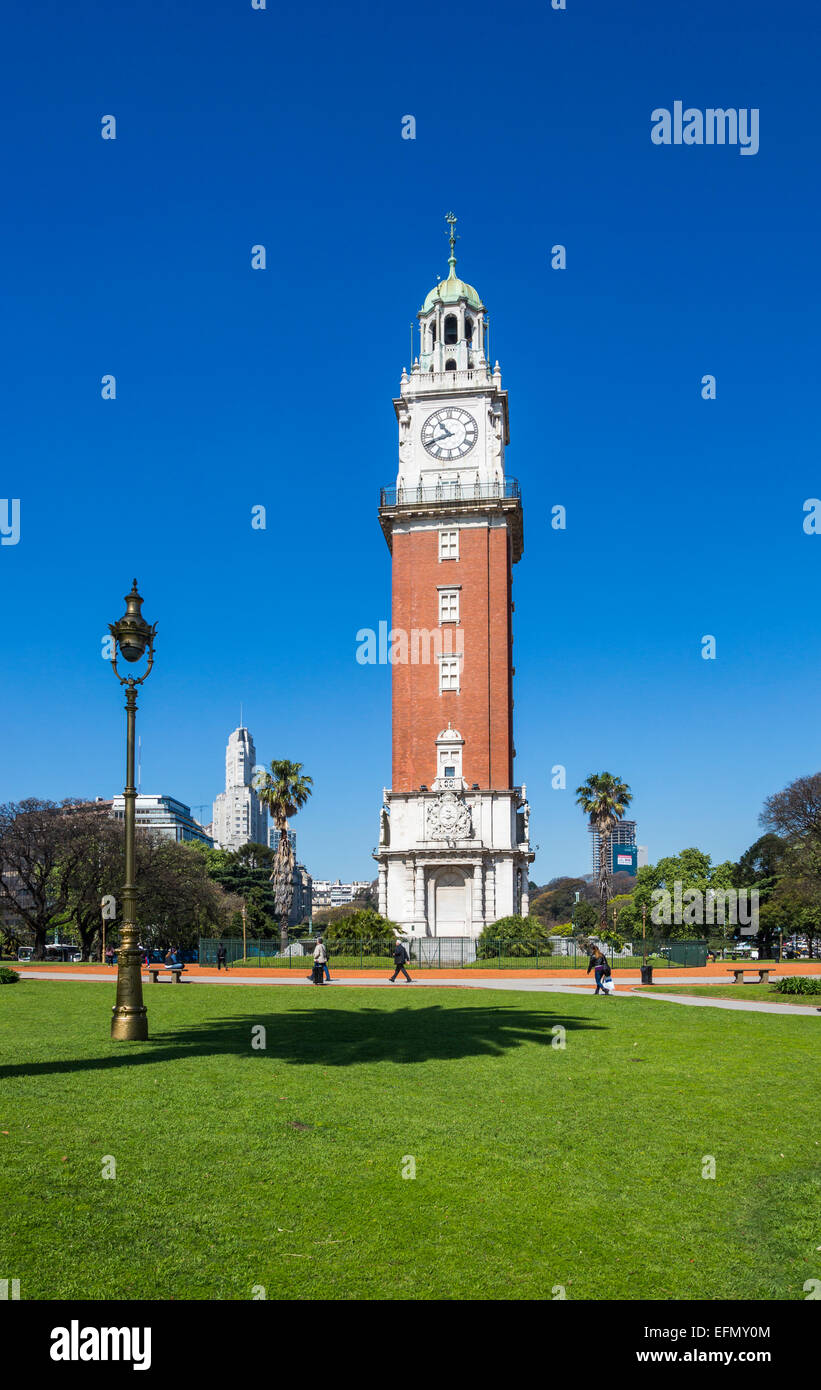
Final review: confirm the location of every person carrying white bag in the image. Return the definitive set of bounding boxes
[587,946,614,995]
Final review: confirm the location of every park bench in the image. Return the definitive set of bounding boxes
[145,964,186,984]
[726,967,774,985]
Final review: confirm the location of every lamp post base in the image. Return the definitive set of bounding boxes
[111,1006,149,1041]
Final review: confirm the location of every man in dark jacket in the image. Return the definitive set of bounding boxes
[390,939,412,983]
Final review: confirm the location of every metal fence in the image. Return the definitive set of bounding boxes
[198,936,709,970]
[380,479,521,508]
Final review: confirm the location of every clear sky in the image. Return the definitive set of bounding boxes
[1,0,819,882]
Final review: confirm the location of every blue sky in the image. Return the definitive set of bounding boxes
[1,0,819,882]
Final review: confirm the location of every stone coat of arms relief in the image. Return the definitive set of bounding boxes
[425,791,472,844]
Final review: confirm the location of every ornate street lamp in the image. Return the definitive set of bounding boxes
[107,580,157,1041]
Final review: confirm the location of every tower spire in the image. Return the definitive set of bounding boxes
[445,211,459,278]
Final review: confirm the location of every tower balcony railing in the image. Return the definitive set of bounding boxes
[404,366,493,392]
[380,478,521,508]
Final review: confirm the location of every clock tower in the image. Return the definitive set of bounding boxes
[374,216,533,939]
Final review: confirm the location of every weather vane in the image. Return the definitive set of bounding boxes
[445,211,459,269]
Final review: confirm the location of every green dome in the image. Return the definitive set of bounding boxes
[422,265,483,314]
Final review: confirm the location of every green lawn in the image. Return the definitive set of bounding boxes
[0,980,818,1301]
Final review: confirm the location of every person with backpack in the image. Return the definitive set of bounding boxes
[389,938,412,983]
[587,945,611,995]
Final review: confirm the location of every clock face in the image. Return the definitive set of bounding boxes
[421,407,478,460]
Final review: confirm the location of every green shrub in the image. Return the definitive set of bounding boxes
[476,915,548,959]
[774,975,821,996]
[0,966,20,984]
[320,909,399,956]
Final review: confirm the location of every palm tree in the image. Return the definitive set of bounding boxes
[253,760,313,953]
[575,772,632,933]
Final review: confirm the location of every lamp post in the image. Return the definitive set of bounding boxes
[107,580,157,1041]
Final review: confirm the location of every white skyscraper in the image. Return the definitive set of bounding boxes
[212,727,268,851]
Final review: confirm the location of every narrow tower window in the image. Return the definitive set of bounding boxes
[439,589,459,623]
[444,314,458,345]
[439,658,460,693]
[439,528,459,560]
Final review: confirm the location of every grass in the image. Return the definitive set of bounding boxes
[0,980,819,1301]
[643,983,821,1006]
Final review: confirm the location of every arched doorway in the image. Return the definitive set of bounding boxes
[434,870,467,936]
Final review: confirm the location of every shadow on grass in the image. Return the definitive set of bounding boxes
[0,1002,604,1078]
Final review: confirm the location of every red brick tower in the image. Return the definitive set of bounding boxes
[374,216,532,942]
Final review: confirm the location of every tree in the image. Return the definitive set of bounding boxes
[134,839,236,951]
[476,914,548,958]
[313,902,363,928]
[0,799,99,958]
[196,844,279,938]
[734,833,786,958]
[0,801,248,960]
[54,810,126,960]
[530,875,588,927]
[235,842,275,871]
[764,880,821,957]
[759,774,821,957]
[573,899,599,934]
[253,761,313,953]
[735,833,784,898]
[630,849,736,942]
[760,774,821,842]
[575,773,633,932]
[760,839,821,958]
[320,908,398,956]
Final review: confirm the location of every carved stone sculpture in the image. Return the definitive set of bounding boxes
[426,791,472,844]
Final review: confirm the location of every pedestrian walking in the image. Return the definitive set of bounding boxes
[105,945,114,967]
[389,938,412,983]
[587,945,611,995]
[312,935,328,985]
[306,935,331,982]
[216,944,228,972]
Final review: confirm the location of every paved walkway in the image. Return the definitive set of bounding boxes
[15,969,821,1015]
[629,989,821,1017]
